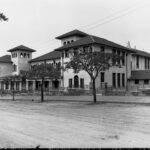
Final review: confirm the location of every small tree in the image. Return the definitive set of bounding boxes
[3,75,20,101]
[65,51,120,103]
[0,13,8,21]
[20,63,61,102]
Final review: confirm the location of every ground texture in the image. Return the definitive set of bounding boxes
[0,96,150,148]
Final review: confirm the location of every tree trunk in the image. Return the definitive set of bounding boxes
[92,79,97,103]
[41,79,44,102]
[12,82,15,101]
[13,90,15,101]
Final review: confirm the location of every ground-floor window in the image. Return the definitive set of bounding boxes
[44,81,49,89]
[101,72,105,83]
[80,78,84,88]
[112,73,116,88]
[69,79,72,88]
[52,80,59,89]
[74,75,79,88]
[117,73,120,87]
[5,82,9,90]
[135,80,139,84]
[16,82,19,90]
[144,79,149,84]
[122,73,125,87]
[36,81,41,90]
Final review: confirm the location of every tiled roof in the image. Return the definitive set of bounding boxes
[129,70,150,80]
[131,49,150,57]
[0,55,12,63]
[55,35,134,52]
[7,45,36,52]
[55,29,89,39]
[30,51,61,63]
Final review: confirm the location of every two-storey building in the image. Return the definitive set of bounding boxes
[0,29,150,93]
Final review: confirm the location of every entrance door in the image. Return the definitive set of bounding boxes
[74,75,79,88]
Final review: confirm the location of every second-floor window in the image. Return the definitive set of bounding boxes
[136,56,139,68]
[13,64,17,72]
[122,52,125,66]
[101,72,105,82]
[65,50,69,58]
[117,50,120,65]
[145,58,147,69]
[101,46,105,52]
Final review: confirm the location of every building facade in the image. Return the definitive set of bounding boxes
[0,29,150,93]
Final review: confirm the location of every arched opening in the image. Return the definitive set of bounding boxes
[52,80,59,89]
[74,75,79,88]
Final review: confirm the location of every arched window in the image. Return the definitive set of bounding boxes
[13,64,17,72]
[74,75,79,88]
[71,40,74,43]
[67,41,70,44]
[64,42,66,45]
[20,53,23,58]
[24,53,26,58]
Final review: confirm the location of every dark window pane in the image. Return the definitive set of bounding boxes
[101,72,105,82]
[135,80,139,84]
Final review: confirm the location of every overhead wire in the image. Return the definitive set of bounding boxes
[37,0,149,50]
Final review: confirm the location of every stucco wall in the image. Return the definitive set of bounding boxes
[11,51,33,75]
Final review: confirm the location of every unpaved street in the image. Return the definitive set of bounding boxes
[0,99,150,148]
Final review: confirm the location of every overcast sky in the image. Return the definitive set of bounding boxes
[0,0,150,58]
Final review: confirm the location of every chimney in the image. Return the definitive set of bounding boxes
[127,41,131,48]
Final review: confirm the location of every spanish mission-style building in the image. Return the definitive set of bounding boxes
[0,29,150,93]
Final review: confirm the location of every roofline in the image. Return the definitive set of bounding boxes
[29,56,61,63]
[55,29,89,40]
[7,49,36,52]
[55,42,135,53]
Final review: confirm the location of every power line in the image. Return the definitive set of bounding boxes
[84,3,149,31]
[37,0,149,49]
[79,0,144,30]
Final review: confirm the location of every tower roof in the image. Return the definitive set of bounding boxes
[55,29,88,39]
[7,45,36,52]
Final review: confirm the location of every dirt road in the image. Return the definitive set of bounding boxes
[0,100,150,148]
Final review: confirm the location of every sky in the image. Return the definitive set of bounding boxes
[0,0,150,58]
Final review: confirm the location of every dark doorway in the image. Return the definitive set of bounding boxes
[52,80,59,89]
[74,75,79,88]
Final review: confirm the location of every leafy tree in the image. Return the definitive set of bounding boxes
[20,63,61,102]
[0,13,8,21]
[65,51,120,103]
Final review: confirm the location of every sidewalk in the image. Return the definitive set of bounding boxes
[0,94,150,104]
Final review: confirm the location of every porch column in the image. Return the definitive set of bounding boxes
[4,83,6,90]
[33,80,36,91]
[49,80,52,90]
[60,79,64,88]
[19,81,22,91]
[14,82,16,90]
[26,80,29,91]
[8,82,11,90]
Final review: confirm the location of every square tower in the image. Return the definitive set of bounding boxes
[7,45,36,75]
